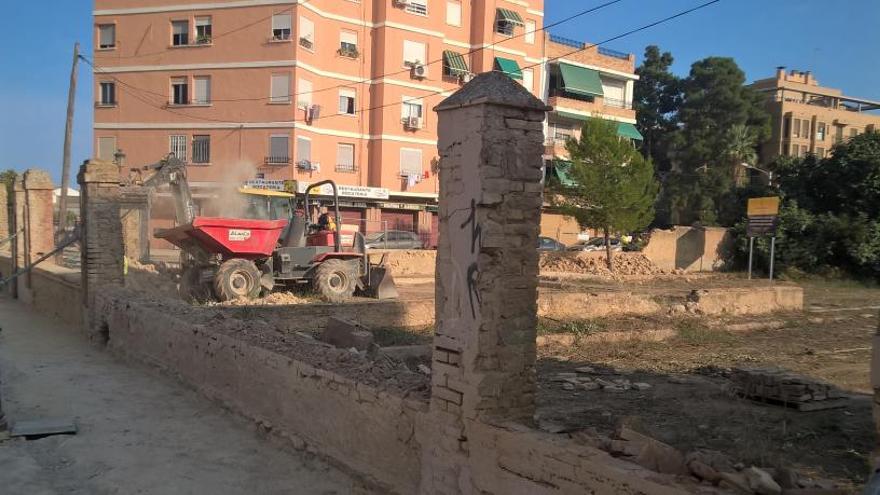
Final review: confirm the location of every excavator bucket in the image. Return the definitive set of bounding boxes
[364,254,399,299]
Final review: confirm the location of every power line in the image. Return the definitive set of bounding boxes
[87,0,722,127]
[91,0,627,103]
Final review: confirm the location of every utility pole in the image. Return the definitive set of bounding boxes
[58,42,79,243]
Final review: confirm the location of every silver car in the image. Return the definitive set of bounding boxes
[364,230,424,249]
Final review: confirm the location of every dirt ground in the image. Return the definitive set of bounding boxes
[536,279,879,489]
[0,296,362,495]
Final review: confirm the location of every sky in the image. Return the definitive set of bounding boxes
[0,0,877,183]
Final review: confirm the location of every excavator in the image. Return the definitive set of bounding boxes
[139,155,398,303]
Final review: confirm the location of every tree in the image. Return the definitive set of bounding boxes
[634,45,681,172]
[663,57,770,225]
[553,118,659,270]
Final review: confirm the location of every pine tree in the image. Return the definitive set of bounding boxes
[553,119,659,270]
[634,45,680,173]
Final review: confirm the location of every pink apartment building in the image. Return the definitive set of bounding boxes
[93,0,546,247]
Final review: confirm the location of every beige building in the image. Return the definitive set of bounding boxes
[752,68,880,163]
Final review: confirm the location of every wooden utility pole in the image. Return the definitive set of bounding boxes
[58,42,79,239]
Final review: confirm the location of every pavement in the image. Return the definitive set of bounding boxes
[0,296,358,495]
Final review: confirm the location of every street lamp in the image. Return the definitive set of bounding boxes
[741,163,773,187]
[113,149,126,168]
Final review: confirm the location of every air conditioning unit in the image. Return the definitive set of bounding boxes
[460,72,474,83]
[296,160,320,172]
[410,63,427,79]
[306,104,321,123]
[403,116,422,130]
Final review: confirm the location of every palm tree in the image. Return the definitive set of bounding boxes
[723,124,758,186]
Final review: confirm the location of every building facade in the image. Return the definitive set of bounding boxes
[539,34,640,245]
[751,68,880,163]
[93,0,545,247]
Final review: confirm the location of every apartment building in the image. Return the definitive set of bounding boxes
[539,34,640,244]
[751,68,880,163]
[93,0,545,246]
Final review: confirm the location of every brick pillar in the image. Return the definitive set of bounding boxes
[421,72,549,494]
[22,169,55,261]
[0,184,8,242]
[10,176,25,298]
[120,186,151,262]
[78,159,124,330]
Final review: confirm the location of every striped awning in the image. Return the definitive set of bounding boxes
[558,63,604,97]
[443,51,469,75]
[494,57,523,80]
[496,8,524,26]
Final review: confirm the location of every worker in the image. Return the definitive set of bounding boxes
[316,207,337,232]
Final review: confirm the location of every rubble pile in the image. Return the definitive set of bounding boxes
[552,367,652,393]
[539,252,664,277]
[729,367,847,410]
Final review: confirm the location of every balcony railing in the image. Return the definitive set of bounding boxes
[264,156,290,166]
[597,46,630,60]
[603,97,632,109]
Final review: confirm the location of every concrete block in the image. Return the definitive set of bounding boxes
[320,317,374,351]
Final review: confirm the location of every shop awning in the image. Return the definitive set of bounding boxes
[558,63,604,97]
[494,57,522,79]
[550,160,576,187]
[496,8,524,26]
[617,122,643,141]
[555,110,587,121]
[443,50,469,75]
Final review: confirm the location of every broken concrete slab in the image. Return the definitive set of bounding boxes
[745,466,782,495]
[10,418,77,439]
[320,317,374,351]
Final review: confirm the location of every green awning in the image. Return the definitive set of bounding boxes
[496,8,524,26]
[494,57,522,79]
[558,63,604,97]
[617,122,643,141]
[443,51,469,75]
[551,160,576,187]
[555,110,587,121]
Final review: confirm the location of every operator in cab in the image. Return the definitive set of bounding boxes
[316,206,337,232]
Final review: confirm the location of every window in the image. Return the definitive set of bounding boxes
[98,24,116,49]
[792,118,801,138]
[339,30,358,57]
[268,135,290,164]
[171,77,188,105]
[601,76,627,108]
[405,0,428,16]
[195,17,212,44]
[801,120,810,139]
[97,137,117,161]
[193,135,211,163]
[299,16,314,49]
[272,14,291,40]
[193,76,211,104]
[790,144,800,157]
[446,1,461,26]
[172,20,189,46]
[403,40,426,65]
[338,89,355,115]
[850,128,859,138]
[817,122,826,141]
[270,73,291,103]
[835,125,843,143]
[297,78,312,107]
[521,68,533,92]
[169,135,187,161]
[296,137,311,164]
[496,20,514,36]
[525,19,536,44]
[336,143,355,172]
[816,147,825,158]
[400,148,423,176]
[402,98,423,119]
[495,9,525,36]
[783,117,791,138]
[99,82,116,105]
[801,145,808,156]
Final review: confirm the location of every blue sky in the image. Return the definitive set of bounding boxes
[0,0,877,183]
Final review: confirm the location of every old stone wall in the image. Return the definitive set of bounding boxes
[642,226,733,272]
[0,254,82,325]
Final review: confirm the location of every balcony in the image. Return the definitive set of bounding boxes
[548,94,635,121]
[264,156,290,166]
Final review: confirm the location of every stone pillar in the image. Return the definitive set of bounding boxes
[0,184,8,242]
[10,176,25,298]
[120,186,151,262]
[78,159,124,328]
[22,169,55,261]
[421,72,549,493]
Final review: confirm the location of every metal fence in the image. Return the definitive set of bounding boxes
[341,219,434,250]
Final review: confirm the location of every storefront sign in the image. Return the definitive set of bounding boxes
[378,202,423,211]
[295,181,390,200]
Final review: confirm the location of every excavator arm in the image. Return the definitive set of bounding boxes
[140,155,196,225]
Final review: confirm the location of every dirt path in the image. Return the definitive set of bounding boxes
[0,296,358,495]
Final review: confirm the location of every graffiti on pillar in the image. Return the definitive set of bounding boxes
[459,198,482,319]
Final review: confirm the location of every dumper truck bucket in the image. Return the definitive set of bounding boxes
[364,253,399,300]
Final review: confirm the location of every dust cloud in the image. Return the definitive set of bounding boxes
[201,162,258,218]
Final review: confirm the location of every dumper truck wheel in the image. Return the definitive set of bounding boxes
[214,259,262,301]
[313,259,357,303]
[179,266,212,304]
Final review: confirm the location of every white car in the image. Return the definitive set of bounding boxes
[566,237,622,252]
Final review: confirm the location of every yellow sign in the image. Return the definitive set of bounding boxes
[747,197,780,217]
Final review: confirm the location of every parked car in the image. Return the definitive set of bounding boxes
[567,237,622,252]
[364,230,424,249]
[538,236,566,251]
